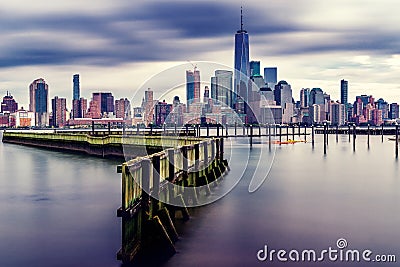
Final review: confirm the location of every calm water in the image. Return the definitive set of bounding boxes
[1,130,399,266]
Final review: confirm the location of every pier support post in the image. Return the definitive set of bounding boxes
[268,124,272,151]
[367,124,370,148]
[396,125,399,158]
[151,155,160,217]
[323,123,327,155]
[348,125,351,142]
[250,125,253,148]
[141,158,151,223]
[182,146,188,184]
[311,125,315,147]
[292,125,295,140]
[353,125,356,152]
[286,125,289,141]
[336,125,339,143]
[220,137,224,159]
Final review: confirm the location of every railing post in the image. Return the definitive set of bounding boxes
[141,158,151,223]
[348,124,351,142]
[268,124,271,151]
[206,124,209,137]
[182,146,188,184]
[396,124,399,158]
[194,143,200,177]
[211,139,216,164]
[91,121,95,135]
[225,124,229,137]
[136,124,140,135]
[108,122,111,135]
[292,125,295,140]
[323,123,327,155]
[286,125,289,141]
[353,124,356,152]
[220,137,224,160]
[234,122,237,136]
[279,125,282,144]
[311,125,314,147]
[203,141,209,169]
[336,125,339,143]
[217,124,220,137]
[216,139,220,161]
[250,125,253,148]
[151,155,160,217]
[381,124,384,143]
[174,122,177,135]
[367,124,370,148]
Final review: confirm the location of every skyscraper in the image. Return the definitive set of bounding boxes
[186,68,200,109]
[264,67,278,88]
[389,103,399,119]
[51,96,67,127]
[250,61,261,77]
[115,98,131,120]
[1,91,18,113]
[300,88,310,108]
[234,7,250,105]
[73,74,80,100]
[340,79,348,104]
[211,70,233,108]
[29,78,49,127]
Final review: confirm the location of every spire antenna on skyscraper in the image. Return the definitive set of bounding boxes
[241,6,243,32]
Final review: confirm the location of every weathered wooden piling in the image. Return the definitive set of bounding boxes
[396,125,399,158]
[286,125,289,141]
[292,125,295,140]
[323,123,327,155]
[336,125,338,143]
[353,125,356,152]
[348,125,351,142]
[250,125,253,148]
[234,122,237,136]
[311,125,315,147]
[268,124,271,150]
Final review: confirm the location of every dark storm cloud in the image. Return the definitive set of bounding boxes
[0,0,399,68]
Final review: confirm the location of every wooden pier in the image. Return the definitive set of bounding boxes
[116,137,228,265]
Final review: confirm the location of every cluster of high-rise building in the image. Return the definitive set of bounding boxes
[0,9,399,128]
[0,74,132,128]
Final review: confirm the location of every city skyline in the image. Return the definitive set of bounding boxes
[0,1,400,108]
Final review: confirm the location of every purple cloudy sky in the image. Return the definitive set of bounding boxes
[1,0,400,107]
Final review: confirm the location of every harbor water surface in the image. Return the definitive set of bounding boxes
[0,130,399,266]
